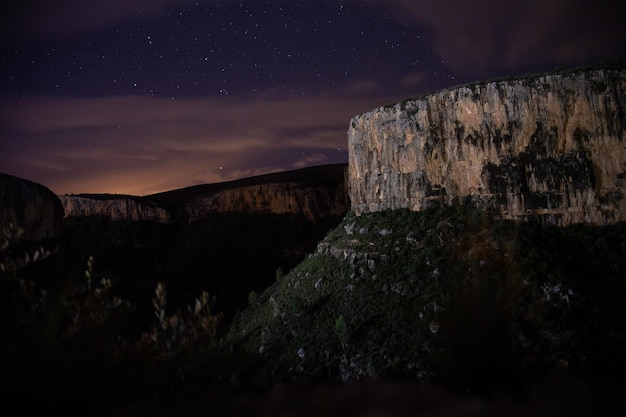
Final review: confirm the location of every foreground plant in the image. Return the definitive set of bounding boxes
[138,282,223,361]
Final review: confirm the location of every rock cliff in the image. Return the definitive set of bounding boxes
[0,173,64,240]
[59,164,349,223]
[59,195,171,223]
[148,163,349,224]
[182,181,347,224]
[348,66,626,225]
[58,165,348,225]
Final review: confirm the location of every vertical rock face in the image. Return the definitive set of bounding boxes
[182,181,348,223]
[348,67,626,225]
[59,195,171,223]
[145,163,350,224]
[0,173,64,240]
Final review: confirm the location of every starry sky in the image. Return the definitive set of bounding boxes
[1,0,624,196]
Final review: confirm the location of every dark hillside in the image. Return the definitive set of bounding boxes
[2,177,626,415]
[227,204,626,395]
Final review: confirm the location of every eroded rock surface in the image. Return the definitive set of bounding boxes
[183,181,348,224]
[59,195,171,223]
[348,67,626,225]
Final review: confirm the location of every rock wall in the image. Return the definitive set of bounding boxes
[59,195,170,223]
[348,67,626,225]
[182,181,348,224]
[0,173,64,240]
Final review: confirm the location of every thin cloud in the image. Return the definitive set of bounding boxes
[2,0,202,42]
[1,91,391,195]
[355,0,625,76]
[343,80,382,95]
[291,153,331,169]
[398,71,431,89]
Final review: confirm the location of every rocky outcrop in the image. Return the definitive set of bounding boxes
[0,173,64,240]
[182,181,348,224]
[348,66,626,225]
[59,195,170,223]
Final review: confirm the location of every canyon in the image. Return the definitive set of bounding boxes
[3,164,349,322]
[2,64,626,414]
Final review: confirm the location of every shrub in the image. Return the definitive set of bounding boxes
[136,282,223,362]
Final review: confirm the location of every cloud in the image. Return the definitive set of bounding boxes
[4,0,621,196]
[0,92,391,195]
[291,153,332,169]
[398,71,430,89]
[5,0,623,74]
[1,0,201,43]
[343,80,382,95]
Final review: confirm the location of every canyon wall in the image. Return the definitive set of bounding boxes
[348,67,626,225]
[58,164,349,224]
[182,181,348,224]
[59,195,171,223]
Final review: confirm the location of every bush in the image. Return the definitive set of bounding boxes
[0,224,226,408]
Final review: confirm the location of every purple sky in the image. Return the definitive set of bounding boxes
[1,0,624,195]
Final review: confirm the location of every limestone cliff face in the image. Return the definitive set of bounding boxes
[182,181,348,224]
[58,165,348,224]
[348,67,626,225]
[59,195,170,223]
[0,173,64,240]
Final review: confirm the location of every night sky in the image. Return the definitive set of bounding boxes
[1,0,624,196]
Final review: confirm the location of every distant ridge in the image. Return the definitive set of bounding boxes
[59,163,349,223]
[144,163,347,213]
[59,163,346,212]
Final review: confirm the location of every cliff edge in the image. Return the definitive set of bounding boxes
[348,66,626,225]
[0,173,64,240]
[149,163,349,224]
[59,195,171,223]
[58,164,348,224]
[182,181,347,224]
